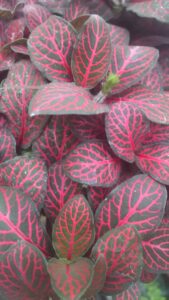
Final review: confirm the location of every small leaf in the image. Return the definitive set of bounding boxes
[0,240,51,300]
[140,269,157,283]
[48,257,94,300]
[63,140,122,187]
[28,15,76,82]
[52,194,95,260]
[64,0,89,21]
[0,127,16,163]
[140,63,163,92]
[95,174,167,238]
[109,24,130,46]
[71,14,112,89]
[111,283,140,300]
[24,4,51,32]
[29,81,109,116]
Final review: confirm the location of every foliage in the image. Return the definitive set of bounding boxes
[1,0,169,299]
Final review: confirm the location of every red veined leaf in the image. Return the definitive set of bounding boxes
[83,255,107,298]
[159,47,169,90]
[71,15,90,31]
[109,46,159,94]
[47,257,94,300]
[0,113,7,128]
[44,162,81,223]
[87,186,112,213]
[142,122,169,145]
[29,81,109,116]
[109,24,130,46]
[0,49,15,71]
[0,155,47,211]
[91,225,143,294]
[32,116,78,167]
[142,224,169,272]
[140,63,163,92]
[5,18,25,45]
[0,127,16,163]
[127,0,169,24]
[0,240,51,300]
[0,186,53,257]
[0,0,14,19]
[95,174,167,239]
[64,0,89,21]
[0,60,48,148]
[10,41,28,55]
[24,4,51,32]
[38,0,68,15]
[28,15,76,82]
[105,102,149,163]
[111,282,140,300]
[70,114,106,141]
[136,143,169,185]
[52,194,95,260]
[140,269,157,283]
[63,140,122,187]
[112,85,169,124]
[71,14,112,89]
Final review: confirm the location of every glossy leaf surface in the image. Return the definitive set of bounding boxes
[136,144,169,185]
[0,186,53,257]
[105,102,149,162]
[0,240,51,300]
[91,225,143,294]
[95,175,167,238]
[32,116,78,167]
[53,194,95,260]
[63,140,122,187]
[0,155,47,211]
[48,258,94,300]
[28,15,76,82]
[29,81,109,116]
[71,14,112,89]
[44,162,80,223]
[109,46,159,94]
[0,60,48,148]
[143,224,169,272]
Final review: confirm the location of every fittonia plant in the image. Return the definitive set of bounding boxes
[1,0,169,299]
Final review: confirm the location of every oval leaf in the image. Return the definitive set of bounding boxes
[91,225,143,295]
[64,0,89,21]
[105,102,149,163]
[140,63,163,92]
[24,4,51,32]
[87,186,112,213]
[71,14,112,89]
[112,283,140,300]
[109,46,159,94]
[52,194,95,260]
[0,127,16,163]
[109,24,130,46]
[95,174,167,238]
[136,143,169,185]
[63,140,122,187]
[142,123,169,145]
[0,155,47,211]
[0,240,51,300]
[0,60,48,148]
[28,15,76,82]
[0,186,53,257]
[29,81,109,116]
[44,162,81,223]
[142,224,169,272]
[48,257,94,300]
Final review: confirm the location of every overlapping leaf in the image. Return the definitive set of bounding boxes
[111,283,140,300]
[0,240,51,300]
[0,186,53,257]
[140,63,163,92]
[0,49,15,71]
[136,144,169,185]
[105,102,149,163]
[28,15,77,82]
[112,85,169,124]
[44,162,81,223]
[109,24,130,46]
[127,0,169,24]
[24,4,51,32]
[70,114,106,141]
[142,224,169,272]
[32,116,78,167]
[159,48,169,90]
[95,174,167,238]
[48,257,94,300]
[64,0,89,21]
[29,81,109,116]
[4,18,25,45]
[0,127,16,163]
[89,0,114,21]
[0,60,48,148]
[71,14,112,89]
[142,122,169,145]
[87,186,112,213]
[0,0,16,19]
[63,140,122,187]
[109,46,159,94]
[0,155,47,210]
[91,225,143,294]
[10,40,28,55]
[52,194,95,260]
[132,35,169,47]
[140,269,157,283]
